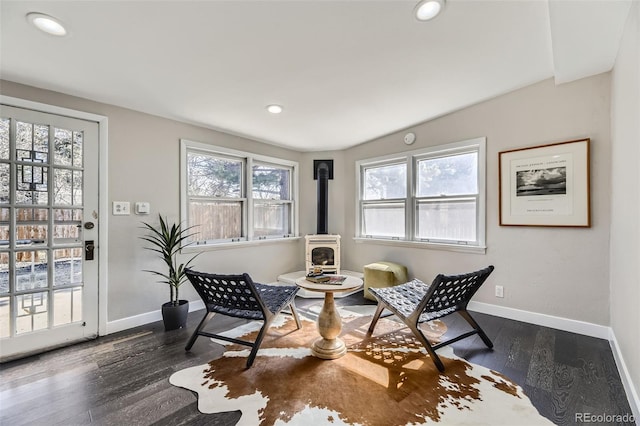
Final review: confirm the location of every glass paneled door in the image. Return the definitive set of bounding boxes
[0,104,99,361]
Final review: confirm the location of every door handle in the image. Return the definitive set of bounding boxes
[85,240,95,261]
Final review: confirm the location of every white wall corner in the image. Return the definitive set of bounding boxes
[105,300,205,335]
[609,329,640,422]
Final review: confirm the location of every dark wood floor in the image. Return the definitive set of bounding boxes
[0,292,634,425]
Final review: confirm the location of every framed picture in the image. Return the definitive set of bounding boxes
[499,138,591,227]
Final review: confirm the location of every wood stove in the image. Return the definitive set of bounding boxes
[305,234,340,274]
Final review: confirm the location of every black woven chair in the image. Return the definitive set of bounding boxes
[185,269,301,368]
[367,265,495,372]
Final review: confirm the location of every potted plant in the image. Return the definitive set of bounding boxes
[140,214,199,330]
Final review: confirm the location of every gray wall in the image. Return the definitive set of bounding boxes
[610,0,640,406]
[338,75,612,326]
[0,80,304,321]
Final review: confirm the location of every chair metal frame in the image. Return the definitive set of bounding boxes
[367,265,495,372]
[185,269,302,368]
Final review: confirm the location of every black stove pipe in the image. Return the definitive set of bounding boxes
[313,160,334,235]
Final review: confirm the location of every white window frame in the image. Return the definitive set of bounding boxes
[355,137,486,254]
[180,139,299,250]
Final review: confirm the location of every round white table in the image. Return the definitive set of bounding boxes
[296,275,363,359]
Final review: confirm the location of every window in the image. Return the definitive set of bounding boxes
[361,162,407,238]
[356,137,486,250]
[181,139,298,246]
[186,151,243,241]
[252,163,293,238]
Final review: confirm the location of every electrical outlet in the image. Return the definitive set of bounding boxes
[112,201,130,215]
[495,285,504,298]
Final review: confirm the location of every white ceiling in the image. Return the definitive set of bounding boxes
[0,0,632,151]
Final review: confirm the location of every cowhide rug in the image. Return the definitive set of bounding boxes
[170,305,552,425]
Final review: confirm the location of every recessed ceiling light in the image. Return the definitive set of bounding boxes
[26,12,67,36]
[266,104,283,114]
[415,0,445,21]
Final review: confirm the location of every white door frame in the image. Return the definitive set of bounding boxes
[0,95,109,336]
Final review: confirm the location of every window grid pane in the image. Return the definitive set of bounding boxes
[16,164,48,205]
[53,248,83,286]
[417,152,478,197]
[252,164,291,200]
[53,287,82,326]
[0,118,9,160]
[362,202,405,238]
[189,200,243,241]
[15,250,48,292]
[253,202,291,237]
[416,199,477,242]
[0,252,8,295]
[187,152,242,198]
[0,163,9,204]
[363,163,406,200]
[0,296,9,338]
[53,208,82,245]
[16,291,48,334]
[54,128,73,166]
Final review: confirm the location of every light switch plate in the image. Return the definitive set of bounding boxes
[113,201,130,215]
[135,201,150,215]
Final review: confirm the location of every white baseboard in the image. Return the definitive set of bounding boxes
[467,301,610,339]
[609,329,640,422]
[105,300,205,335]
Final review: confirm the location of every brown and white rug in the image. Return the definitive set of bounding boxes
[170,305,552,425]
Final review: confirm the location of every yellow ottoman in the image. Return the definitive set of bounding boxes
[363,261,409,301]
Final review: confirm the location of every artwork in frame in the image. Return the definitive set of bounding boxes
[499,138,591,227]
